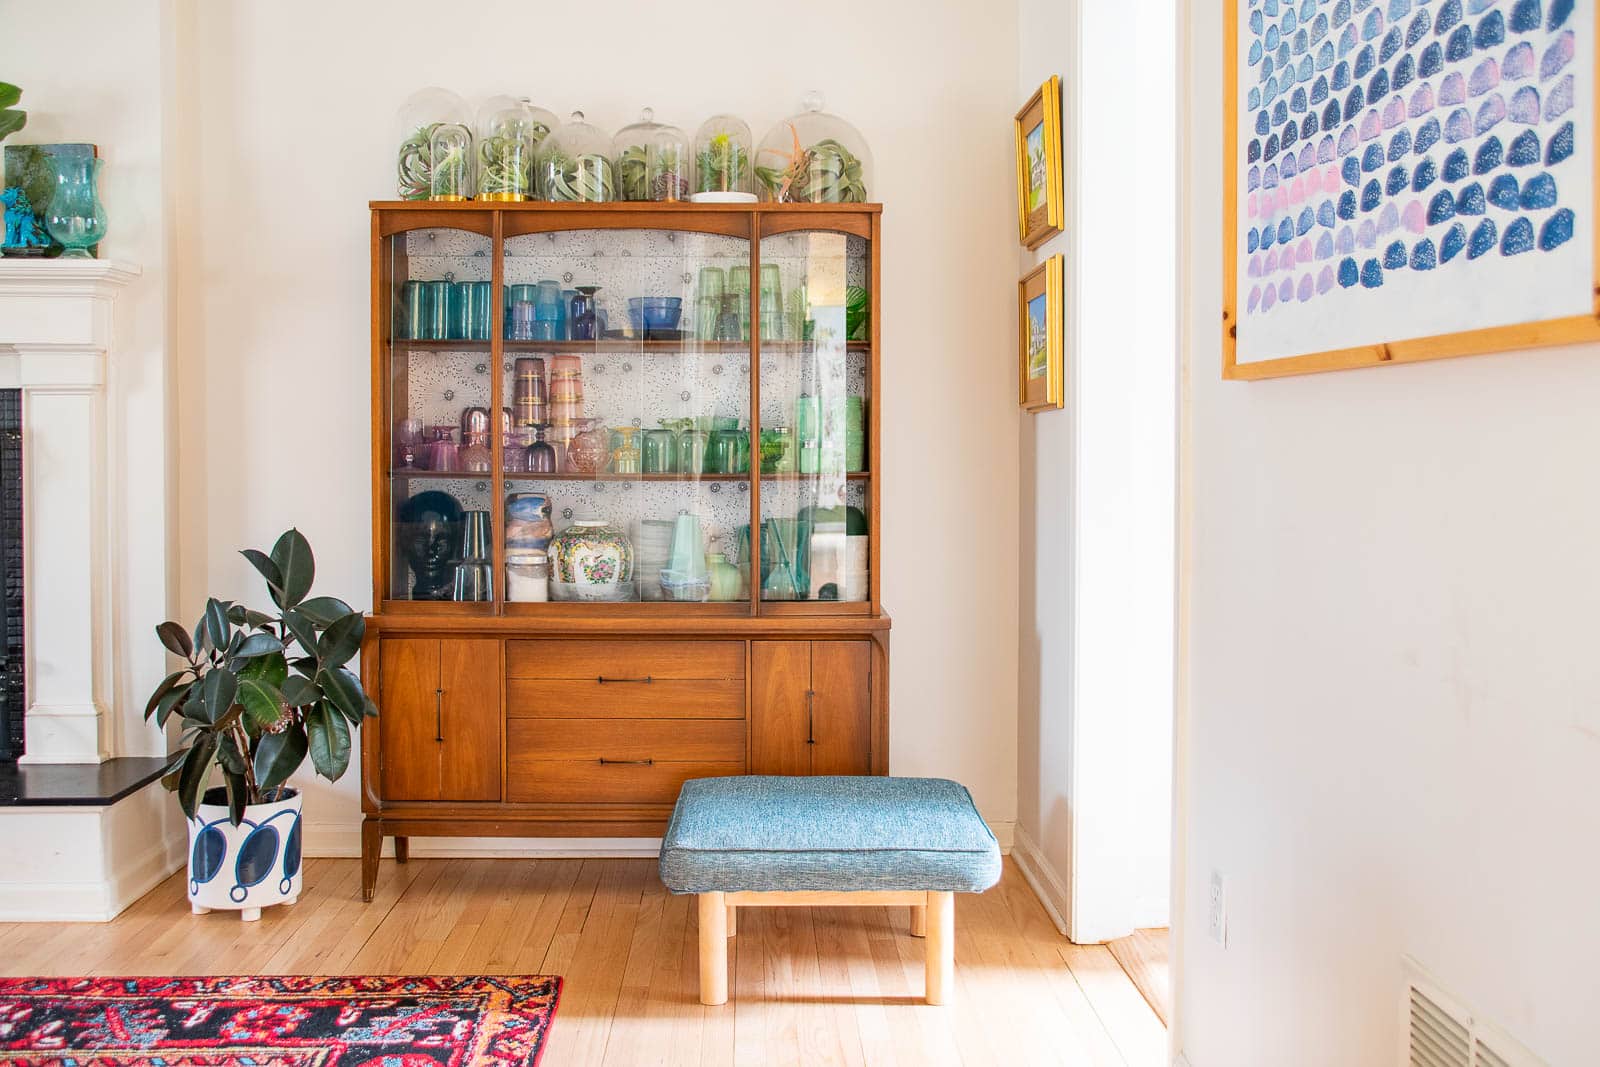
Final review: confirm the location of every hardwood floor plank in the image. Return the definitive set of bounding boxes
[1106,928,1170,1027]
[0,857,1165,1067]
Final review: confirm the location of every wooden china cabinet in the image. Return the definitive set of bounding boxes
[359,201,890,899]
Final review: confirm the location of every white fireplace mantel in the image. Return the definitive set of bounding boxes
[0,258,141,764]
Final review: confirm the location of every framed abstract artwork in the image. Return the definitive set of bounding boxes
[1019,255,1065,411]
[1225,0,1600,378]
[1016,75,1065,249]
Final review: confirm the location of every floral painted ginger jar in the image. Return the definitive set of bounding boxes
[550,518,634,601]
[187,787,302,921]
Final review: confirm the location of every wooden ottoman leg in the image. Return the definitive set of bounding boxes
[925,891,954,1005]
[910,904,927,937]
[726,905,737,937]
[360,818,381,902]
[699,892,728,1005]
[394,837,409,864]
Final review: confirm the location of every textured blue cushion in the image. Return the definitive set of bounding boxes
[658,776,1001,893]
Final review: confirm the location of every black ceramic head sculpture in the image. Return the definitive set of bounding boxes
[398,490,464,600]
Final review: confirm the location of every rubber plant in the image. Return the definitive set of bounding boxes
[144,529,376,826]
[0,83,24,142]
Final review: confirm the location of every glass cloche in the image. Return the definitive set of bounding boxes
[476,96,545,201]
[755,92,872,203]
[538,111,615,202]
[394,87,471,200]
[691,114,755,202]
[613,108,691,202]
[428,121,475,200]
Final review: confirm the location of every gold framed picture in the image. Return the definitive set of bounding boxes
[1014,75,1064,249]
[1019,255,1064,412]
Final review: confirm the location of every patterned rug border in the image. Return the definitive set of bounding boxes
[0,974,564,1067]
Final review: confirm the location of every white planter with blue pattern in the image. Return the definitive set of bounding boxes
[187,787,303,921]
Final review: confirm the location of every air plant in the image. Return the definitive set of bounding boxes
[618,143,689,201]
[428,126,472,199]
[756,123,867,204]
[478,131,531,198]
[396,123,438,200]
[695,132,748,194]
[542,151,615,202]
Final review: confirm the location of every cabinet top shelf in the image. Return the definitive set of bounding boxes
[370,200,882,215]
[390,339,870,354]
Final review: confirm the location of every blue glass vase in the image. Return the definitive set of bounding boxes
[45,156,107,258]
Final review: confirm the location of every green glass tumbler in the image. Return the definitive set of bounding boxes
[642,428,678,474]
[679,429,710,475]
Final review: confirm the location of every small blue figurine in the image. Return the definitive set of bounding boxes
[2,187,47,252]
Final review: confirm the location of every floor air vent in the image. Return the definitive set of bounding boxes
[1404,959,1545,1067]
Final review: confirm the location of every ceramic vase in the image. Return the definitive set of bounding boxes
[187,788,303,921]
[549,518,634,601]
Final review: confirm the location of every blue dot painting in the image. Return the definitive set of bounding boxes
[1236,0,1593,365]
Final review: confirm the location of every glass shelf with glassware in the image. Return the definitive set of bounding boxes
[373,202,879,613]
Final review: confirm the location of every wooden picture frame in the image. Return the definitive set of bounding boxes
[1015,75,1065,249]
[1019,255,1065,411]
[1224,0,1600,380]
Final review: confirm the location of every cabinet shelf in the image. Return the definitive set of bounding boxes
[388,470,870,482]
[387,338,868,354]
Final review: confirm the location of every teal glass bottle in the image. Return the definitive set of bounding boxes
[45,156,107,258]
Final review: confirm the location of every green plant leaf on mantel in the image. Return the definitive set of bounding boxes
[0,83,23,142]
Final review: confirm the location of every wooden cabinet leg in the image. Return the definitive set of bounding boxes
[925,891,954,1005]
[910,904,926,937]
[361,819,381,902]
[698,892,728,1005]
[394,837,409,864]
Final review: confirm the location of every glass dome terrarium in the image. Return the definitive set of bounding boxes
[755,92,872,204]
[394,87,471,200]
[691,114,755,202]
[428,122,475,200]
[613,108,691,202]
[476,96,544,201]
[538,111,615,203]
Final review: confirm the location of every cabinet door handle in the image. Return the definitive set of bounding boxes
[434,688,444,742]
[806,689,816,745]
[597,675,653,685]
[597,757,654,765]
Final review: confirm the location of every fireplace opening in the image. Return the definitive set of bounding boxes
[0,389,22,761]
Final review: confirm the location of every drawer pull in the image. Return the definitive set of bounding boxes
[597,675,653,685]
[435,688,444,742]
[597,757,654,766]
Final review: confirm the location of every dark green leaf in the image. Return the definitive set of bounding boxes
[239,547,284,596]
[295,596,354,626]
[0,110,24,141]
[177,733,218,820]
[0,84,20,109]
[269,529,314,610]
[239,650,288,689]
[226,604,277,630]
[233,632,285,660]
[160,747,188,791]
[215,732,247,775]
[319,666,368,723]
[192,617,209,654]
[316,612,364,668]
[200,668,237,725]
[307,704,352,781]
[237,676,287,729]
[253,725,308,793]
[204,598,231,651]
[155,680,193,728]
[223,769,248,826]
[144,670,190,720]
[281,609,320,656]
[156,621,193,659]
[289,655,319,678]
[363,694,379,718]
[281,674,321,708]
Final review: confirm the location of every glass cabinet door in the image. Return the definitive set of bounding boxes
[383,224,497,605]
[756,228,872,606]
[498,226,752,607]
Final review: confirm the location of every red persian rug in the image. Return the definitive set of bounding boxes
[0,975,562,1066]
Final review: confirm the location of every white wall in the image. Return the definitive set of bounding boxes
[1178,0,1600,1063]
[174,0,1022,853]
[0,0,178,759]
[1016,0,1177,942]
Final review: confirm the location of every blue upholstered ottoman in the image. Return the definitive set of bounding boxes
[659,776,1001,1005]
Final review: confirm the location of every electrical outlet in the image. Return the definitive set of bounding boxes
[1207,870,1227,946]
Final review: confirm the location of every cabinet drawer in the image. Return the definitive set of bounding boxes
[506,640,744,681]
[506,719,745,804]
[507,718,746,762]
[506,677,744,719]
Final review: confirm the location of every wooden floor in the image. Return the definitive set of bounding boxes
[0,857,1167,1067]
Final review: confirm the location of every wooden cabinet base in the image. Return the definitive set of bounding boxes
[358,621,891,901]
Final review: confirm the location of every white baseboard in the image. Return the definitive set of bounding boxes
[1173,1054,1192,1067]
[306,817,1017,861]
[1011,823,1071,937]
